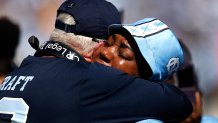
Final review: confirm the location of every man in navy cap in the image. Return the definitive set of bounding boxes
[0,0,192,123]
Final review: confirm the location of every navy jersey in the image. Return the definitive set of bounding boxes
[0,56,192,123]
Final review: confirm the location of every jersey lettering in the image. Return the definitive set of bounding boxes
[0,76,12,90]
[5,76,17,90]
[0,76,34,91]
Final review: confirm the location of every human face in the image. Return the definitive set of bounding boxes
[92,34,139,77]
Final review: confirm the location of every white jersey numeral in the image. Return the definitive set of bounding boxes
[0,97,29,123]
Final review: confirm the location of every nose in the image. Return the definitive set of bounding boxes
[100,47,116,65]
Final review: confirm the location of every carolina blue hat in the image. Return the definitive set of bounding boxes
[55,0,121,39]
[109,18,184,81]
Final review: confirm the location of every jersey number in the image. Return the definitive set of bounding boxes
[0,97,29,123]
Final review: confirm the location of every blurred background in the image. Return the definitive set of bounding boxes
[0,0,217,119]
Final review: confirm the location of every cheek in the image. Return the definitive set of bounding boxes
[112,59,139,76]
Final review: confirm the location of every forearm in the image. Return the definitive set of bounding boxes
[155,82,193,122]
[81,66,193,122]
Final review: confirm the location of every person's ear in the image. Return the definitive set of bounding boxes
[83,42,104,62]
[194,91,202,115]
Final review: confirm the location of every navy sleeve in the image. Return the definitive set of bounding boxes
[80,63,193,123]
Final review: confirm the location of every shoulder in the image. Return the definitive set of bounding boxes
[81,62,153,96]
[87,62,124,77]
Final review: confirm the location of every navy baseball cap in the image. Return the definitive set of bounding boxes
[55,0,121,39]
[109,18,184,81]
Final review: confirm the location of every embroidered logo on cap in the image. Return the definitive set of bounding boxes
[67,2,75,8]
[167,58,180,75]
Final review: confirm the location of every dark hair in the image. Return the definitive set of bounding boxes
[176,39,198,88]
[176,39,201,106]
[0,17,20,59]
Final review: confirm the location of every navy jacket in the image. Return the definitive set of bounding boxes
[0,56,192,123]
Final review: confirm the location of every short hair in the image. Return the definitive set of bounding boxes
[49,13,99,55]
[176,39,198,88]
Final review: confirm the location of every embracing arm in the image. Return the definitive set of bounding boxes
[80,64,192,123]
[132,79,193,122]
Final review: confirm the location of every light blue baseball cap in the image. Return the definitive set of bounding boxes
[108,18,184,81]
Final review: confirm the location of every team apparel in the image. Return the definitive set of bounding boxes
[0,56,192,123]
